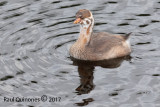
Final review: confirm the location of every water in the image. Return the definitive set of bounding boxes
[0,0,160,107]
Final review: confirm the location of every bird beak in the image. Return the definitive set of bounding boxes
[74,18,81,24]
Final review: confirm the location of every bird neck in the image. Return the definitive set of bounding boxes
[78,20,94,46]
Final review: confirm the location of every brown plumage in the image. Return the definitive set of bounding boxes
[70,9,131,61]
[76,9,91,19]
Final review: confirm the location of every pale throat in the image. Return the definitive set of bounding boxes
[78,19,94,45]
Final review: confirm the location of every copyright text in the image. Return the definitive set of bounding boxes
[3,95,61,103]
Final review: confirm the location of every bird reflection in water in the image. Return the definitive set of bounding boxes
[71,55,131,106]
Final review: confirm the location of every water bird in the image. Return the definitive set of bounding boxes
[70,9,131,61]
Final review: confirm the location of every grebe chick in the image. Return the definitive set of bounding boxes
[69,9,131,61]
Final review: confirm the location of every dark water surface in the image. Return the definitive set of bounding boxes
[0,0,160,107]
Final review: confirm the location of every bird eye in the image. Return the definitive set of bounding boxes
[79,15,84,19]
